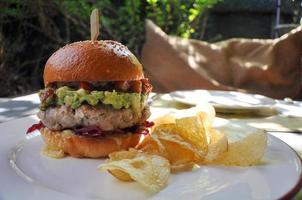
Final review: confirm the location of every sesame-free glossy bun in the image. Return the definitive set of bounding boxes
[44,40,144,86]
[40,127,142,158]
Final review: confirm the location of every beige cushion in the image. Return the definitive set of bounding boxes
[142,20,302,99]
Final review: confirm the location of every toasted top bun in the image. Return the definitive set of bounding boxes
[44,40,144,86]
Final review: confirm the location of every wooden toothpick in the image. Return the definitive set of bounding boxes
[90,8,100,41]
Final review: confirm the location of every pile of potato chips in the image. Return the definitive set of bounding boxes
[98,104,267,192]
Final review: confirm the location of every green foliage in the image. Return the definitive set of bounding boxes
[58,0,222,53]
[54,0,146,54]
[146,0,221,38]
[0,0,222,96]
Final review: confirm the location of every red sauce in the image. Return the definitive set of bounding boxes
[135,121,154,135]
[140,129,150,135]
[80,82,91,90]
[141,79,152,94]
[144,121,154,128]
[130,80,142,93]
[26,121,44,134]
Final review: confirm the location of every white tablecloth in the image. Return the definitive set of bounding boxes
[0,93,39,123]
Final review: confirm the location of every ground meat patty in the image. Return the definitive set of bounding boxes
[37,104,150,132]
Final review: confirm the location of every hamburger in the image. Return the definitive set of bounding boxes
[30,40,152,158]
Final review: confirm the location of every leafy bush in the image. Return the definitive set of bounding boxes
[60,0,221,53]
[0,0,221,96]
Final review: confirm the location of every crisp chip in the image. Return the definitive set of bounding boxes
[209,130,267,166]
[98,150,170,192]
[195,103,216,130]
[105,149,142,181]
[152,103,215,129]
[109,149,138,160]
[204,129,228,162]
[137,135,161,155]
[174,116,208,152]
[154,129,205,162]
[171,162,195,173]
[108,168,133,181]
[99,103,268,193]
[153,114,176,129]
[138,122,207,174]
[138,116,208,172]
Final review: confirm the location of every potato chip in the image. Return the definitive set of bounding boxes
[152,103,215,129]
[204,129,228,162]
[153,114,176,129]
[174,116,208,152]
[150,134,168,156]
[137,134,151,148]
[140,124,206,173]
[98,103,268,193]
[171,162,195,173]
[109,149,138,160]
[162,139,198,162]
[108,168,133,181]
[98,150,170,192]
[139,134,169,158]
[151,105,214,153]
[105,149,143,181]
[155,129,205,162]
[209,130,267,166]
[159,140,199,173]
[137,135,160,154]
[139,116,208,171]
[195,103,216,129]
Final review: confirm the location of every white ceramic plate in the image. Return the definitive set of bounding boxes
[170,90,277,115]
[0,116,302,200]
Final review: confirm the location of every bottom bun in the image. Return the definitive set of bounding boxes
[40,128,142,158]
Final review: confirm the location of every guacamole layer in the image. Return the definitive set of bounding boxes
[39,86,147,114]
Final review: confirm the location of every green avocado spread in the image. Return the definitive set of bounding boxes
[39,86,147,115]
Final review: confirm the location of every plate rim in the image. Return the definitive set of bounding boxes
[268,133,302,200]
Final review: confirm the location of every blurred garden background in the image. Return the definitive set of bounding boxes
[0,0,301,97]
